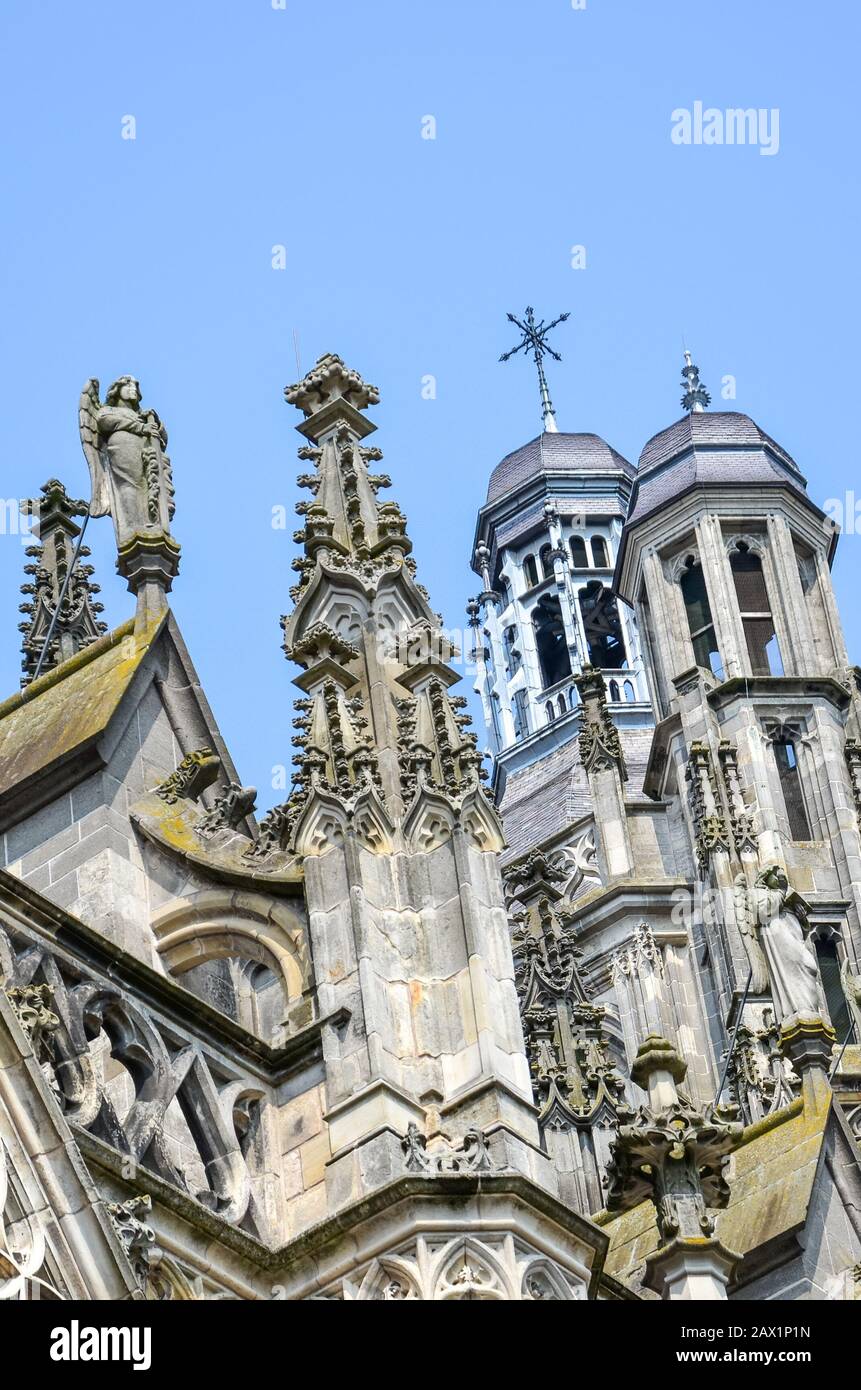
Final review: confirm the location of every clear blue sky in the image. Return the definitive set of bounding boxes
[1,1,858,811]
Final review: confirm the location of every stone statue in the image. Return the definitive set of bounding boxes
[737,865,827,1024]
[79,377,175,549]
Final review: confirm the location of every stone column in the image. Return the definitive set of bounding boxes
[695,514,745,679]
[574,666,633,880]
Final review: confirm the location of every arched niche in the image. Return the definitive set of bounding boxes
[151,892,312,1040]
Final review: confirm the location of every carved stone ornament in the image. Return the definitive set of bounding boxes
[155,748,221,805]
[687,740,731,874]
[5,983,59,1051]
[574,665,626,778]
[401,1123,493,1175]
[605,1035,743,1242]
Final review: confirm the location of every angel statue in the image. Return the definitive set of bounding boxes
[79,377,176,549]
[735,865,827,1024]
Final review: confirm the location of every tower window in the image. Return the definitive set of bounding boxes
[578,581,627,671]
[512,689,530,739]
[539,544,555,579]
[502,625,521,675]
[545,701,556,723]
[814,936,852,1041]
[523,554,539,589]
[533,593,572,688]
[730,543,783,676]
[557,694,566,717]
[591,536,609,568]
[609,679,620,702]
[773,734,812,839]
[490,692,502,743]
[570,536,589,568]
[680,557,723,677]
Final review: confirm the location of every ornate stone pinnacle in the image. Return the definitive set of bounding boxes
[19,479,108,684]
[285,353,380,443]
[574,664,627,779]
[680,349,711,413]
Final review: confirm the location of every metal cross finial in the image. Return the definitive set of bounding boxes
[499,306,570,433]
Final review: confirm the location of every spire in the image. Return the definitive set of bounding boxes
[261,352,498,853]
[500,306,570,433]
[18,479,107,685]
[680,349,711,413]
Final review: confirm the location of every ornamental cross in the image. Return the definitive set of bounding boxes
[499,305,570,432]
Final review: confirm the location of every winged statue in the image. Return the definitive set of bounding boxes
[736,865,827,1024]
[79,377,175,549]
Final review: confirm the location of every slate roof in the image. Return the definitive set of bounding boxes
[626,412,810,530]
[0,615,164,820]
[487,432,635,505]
[499,723,655,862]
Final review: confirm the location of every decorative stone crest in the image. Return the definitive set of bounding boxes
[574,665,626,778]
[155,748,221,805]
[196,783,257,837]
[717,738,758,856]
[606,1037,739,1237]
[401,1123,493,1175]
[5,983,59,1051]
[686,740,731,874]
[106,1194,158,1280]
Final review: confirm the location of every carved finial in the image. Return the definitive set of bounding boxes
[19,479,108,685]
[500,306,570,432]
[680,349,711,413]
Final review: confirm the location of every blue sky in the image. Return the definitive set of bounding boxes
[1,0,858,811]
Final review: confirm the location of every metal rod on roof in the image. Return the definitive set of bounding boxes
[828,1014,858,1082]
[713,965,753,1108]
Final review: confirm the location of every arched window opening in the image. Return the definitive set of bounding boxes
[813,936,851,1042]
[623,679,635,701]
[490,692,502,743]
[569,687,579,710]
[545,701,556,723]
[570,536,589,569]
[680,557,723,677]
[523,554,539,589]
[730,542,783,676]
[539,544,555,579]
[238,962,283,1040]
[512,689,530,740]
[502,625,521,675]
[591,536,610,568]
[557,694,566,716]
[772,732,812,839]
[533,593,572,689]
[609,680,621,702]
[499,576,513,609]
[578,582,627,670]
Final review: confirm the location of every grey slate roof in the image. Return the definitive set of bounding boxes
[627,412,809,529]
[487,432,635,504]
[499,723,654,862]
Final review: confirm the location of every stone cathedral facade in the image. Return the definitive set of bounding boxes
[0,350,860,1303]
